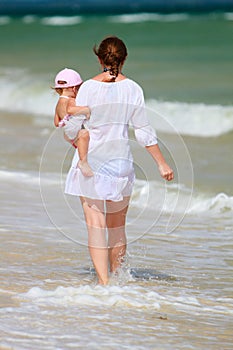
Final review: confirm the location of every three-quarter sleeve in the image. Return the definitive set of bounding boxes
[130,86,157,147]
[134,124,158,147]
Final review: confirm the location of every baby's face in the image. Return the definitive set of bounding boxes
[74,84,81,96]
[67,86,79,98]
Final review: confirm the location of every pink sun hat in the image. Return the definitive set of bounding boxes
[54,68,83,88]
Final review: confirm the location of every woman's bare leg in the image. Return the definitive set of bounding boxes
[80,197,108,285]
[106,197,130,273]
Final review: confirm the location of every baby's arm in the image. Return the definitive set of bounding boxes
[54,111,60,127]
[67,98,90,120]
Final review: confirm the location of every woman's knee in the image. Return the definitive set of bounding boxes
[82,200,105,228]
[106,211,126,229]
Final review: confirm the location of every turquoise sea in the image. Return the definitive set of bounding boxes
[0,12,233,350]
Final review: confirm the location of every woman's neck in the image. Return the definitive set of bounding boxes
[92,72,126,82]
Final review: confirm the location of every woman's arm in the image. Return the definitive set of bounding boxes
[130,84,173,181]
[67,98,91,119]
[146,144,174,181]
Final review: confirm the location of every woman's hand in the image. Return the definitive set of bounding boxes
[145,144,174,182]
[158,163,174,181]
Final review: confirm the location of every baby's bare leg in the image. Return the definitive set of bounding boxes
[75,129,93,177]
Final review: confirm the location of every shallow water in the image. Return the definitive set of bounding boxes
[1,213,233,349]
[1,13,233,350]
[1,112,233,349]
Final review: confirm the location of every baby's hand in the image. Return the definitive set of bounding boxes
[84,106,91,120]
[67,99,91,119]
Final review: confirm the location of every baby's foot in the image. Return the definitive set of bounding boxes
[78,160,94,177]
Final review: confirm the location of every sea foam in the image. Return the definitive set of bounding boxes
[108,13,190,24]
[41,16,83,26]
[0,68,233,137]
[22,284,161,309]
[131,179,233,216]
[147,99,233,137]
[0,16,11,25]
[20,284,233,316]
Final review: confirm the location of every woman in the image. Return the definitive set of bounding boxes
[65,36,173,285]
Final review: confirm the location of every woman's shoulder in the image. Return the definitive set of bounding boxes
[125,78,143,89]
[84,77,142,89]
[80,79,96,87]
[123,78,144,97]
[77,79,96,94]
[79,77,144,99]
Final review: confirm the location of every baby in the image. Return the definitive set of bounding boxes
[53,68,93,177]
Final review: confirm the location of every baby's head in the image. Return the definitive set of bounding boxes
[54,68,83,97]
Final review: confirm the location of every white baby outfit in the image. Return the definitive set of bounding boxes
[59,115,86,140]
[58,97,86,141]
[65,78,158,201]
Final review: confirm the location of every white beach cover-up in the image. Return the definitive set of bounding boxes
[58,115,86,141]
[65,78,157,201]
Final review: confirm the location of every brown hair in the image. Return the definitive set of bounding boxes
[54,87,63,95]
[52,81,67,95]
[93,36,128,82]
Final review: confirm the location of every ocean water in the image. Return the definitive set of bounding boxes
[0,13,233,350]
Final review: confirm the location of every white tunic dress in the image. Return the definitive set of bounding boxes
[65,78,157,201]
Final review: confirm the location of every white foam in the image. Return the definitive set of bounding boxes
[131,180,233,216]
[0,170,59,186]
[0,170,61,187]
[0,16,11,25]
[146,99,233,137]
[22,285,161,309]
[0,67,55,119]
[131,179,192,213]
[21,284,233,316]
[224,12,233,20]
[188,192,233,215]
[41,16,83,26]
[0,170,39,184]
[108,13,190,23]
